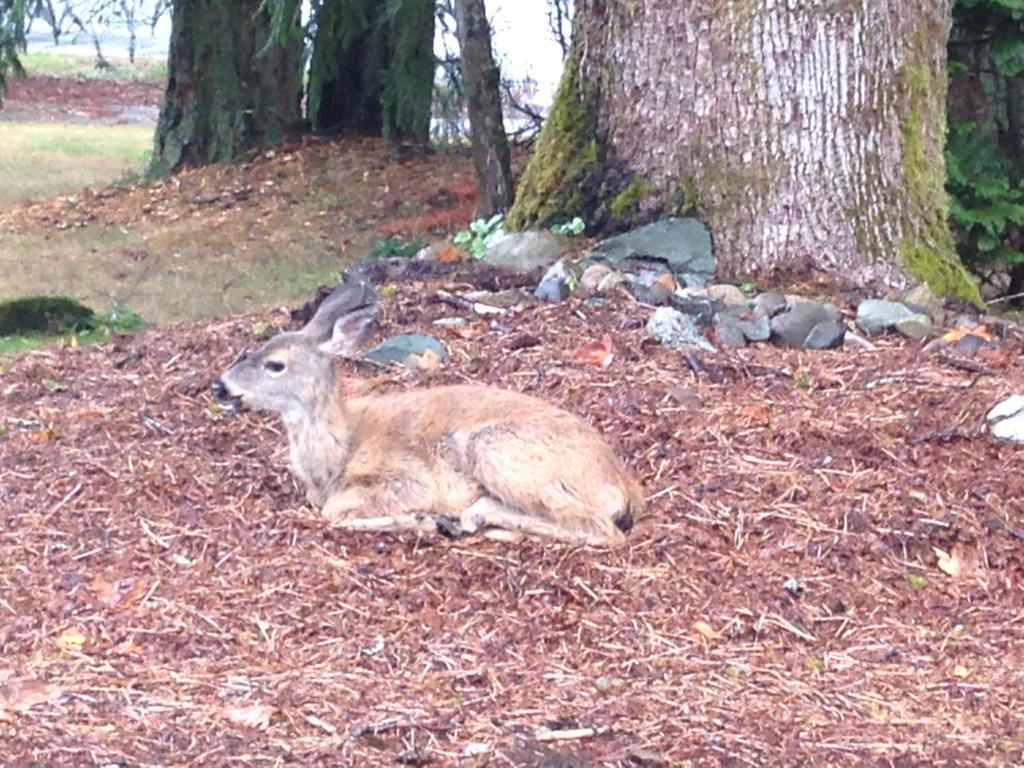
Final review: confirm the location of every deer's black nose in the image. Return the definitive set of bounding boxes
[211,379,228,401]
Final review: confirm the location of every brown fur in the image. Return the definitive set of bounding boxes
[214,276,645,546]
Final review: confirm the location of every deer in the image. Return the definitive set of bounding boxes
[211,271,645,546]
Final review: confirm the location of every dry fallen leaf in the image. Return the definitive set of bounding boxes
[976,347,1011,368]
[30,427,56,442]
[223,703,273,730]
[57,628,87,652]
[70,408,110,419]
[437,246,466,263]
[693,621,721,641]
[655,272,678,292]
[739,403,772,426]
[89,574,120,606]
[942,325,992,344]
[933,546,962,578]
[572,335,615,368]
[408,347,443,370]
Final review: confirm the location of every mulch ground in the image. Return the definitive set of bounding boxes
[2,270,1023,766]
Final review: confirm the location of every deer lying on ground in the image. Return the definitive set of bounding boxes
[212,272,644,546]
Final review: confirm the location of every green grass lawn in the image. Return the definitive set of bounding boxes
[0,122,153,206]
[20,51,167,81]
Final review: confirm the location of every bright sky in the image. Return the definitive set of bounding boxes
[26,1,566,106]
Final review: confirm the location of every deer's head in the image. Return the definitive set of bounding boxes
[212,271,379,420]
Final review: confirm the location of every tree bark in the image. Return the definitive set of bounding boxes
[509,0,981,302]
[455,0,513,216]
[149,0,302,177]
[308,0,435,142]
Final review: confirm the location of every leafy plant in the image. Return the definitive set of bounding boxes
[946,0,1024,294]
[453,214,505,259]
[368,235,425,260]
[945,122,1024,270]
[551,216,586,236]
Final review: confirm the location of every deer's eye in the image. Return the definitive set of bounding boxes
[264,360,286,374]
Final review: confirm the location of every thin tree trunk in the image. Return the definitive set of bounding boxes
[509,0,980,303]
[149,0,302,177]
[455,0,513,216]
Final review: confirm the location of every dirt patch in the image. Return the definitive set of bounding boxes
[1,273,1022,765]
[1,75,163,125]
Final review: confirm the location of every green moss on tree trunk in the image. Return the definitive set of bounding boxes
[899,38,983,306]
[506,52,601,230]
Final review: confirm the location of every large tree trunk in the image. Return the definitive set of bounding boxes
[508,0,981,303]
[455,0,513,216]
[149,0,302,177]
[308,0,435,142]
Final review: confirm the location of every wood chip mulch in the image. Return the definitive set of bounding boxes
[2,280,1022,766]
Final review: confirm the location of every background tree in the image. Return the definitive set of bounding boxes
[307,0,435,141]
[149,0,302,176]
[454,0,512,215]
[0,0,26,105]
[509,0,980,302]
[545,0,571,60]
[946,0,1024,301]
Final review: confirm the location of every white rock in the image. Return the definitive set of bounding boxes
[987,395,1024,423]
[988,395,1024,444]
[992,412,1024,443]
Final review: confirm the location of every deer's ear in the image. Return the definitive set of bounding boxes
[318,306,379,357]
[302,270,379,343]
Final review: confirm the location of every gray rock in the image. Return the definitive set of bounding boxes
[597,270,627,293]
[646,307,717,352]
[856,299,915,335]
[901,283,945,326]
[628,270,675,306]
[713,314,747,347]
[771,302,843,348]
[588,218,714,286]
[483,231,571,272]
[921,337,949,356]
[365,334,448,368]
[534,260,574,304]
[955,333,986,356]
[953,313,979,329]
[804,320,846,350]
[668,295,722,326]
[666,385,702,410]
[752,292,788,317]
[707,284,748,307]
[716,305,771,343]
[432,316,467,328]
[580,263,613,292]
[844,330,877,352]
[464,288,536,308]
[895,313,934,339]
[988,395,1024,443]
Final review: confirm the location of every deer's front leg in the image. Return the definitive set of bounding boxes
[320,480,439,536]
